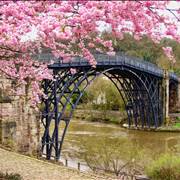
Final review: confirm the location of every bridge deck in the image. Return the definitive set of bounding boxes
[35,52,178,81]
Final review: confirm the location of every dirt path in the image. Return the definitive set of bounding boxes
[0,148,110,180]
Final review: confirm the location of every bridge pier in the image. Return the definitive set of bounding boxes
[162,70,169,125]
[177,78,180,110]
[162,70,180,124]
[0,75,40,155]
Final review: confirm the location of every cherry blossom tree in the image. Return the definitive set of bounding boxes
[0,1,179,105]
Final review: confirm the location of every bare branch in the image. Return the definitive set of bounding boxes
[0,45,22,54]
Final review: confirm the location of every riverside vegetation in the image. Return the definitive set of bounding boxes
[80,138,180,179]
[0,172,22,180]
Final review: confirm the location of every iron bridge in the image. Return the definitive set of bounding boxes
[40,52,179,160]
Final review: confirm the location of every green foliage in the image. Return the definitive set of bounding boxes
[86,76,125,111]
[176,117,180,121]
[160,38,180,74]
[173,122,180,128]
[101,32,180,74]
[0,172,22,180]
[174,68,180,76]
[85,112,125,125]
[145,154,180,180]
[102,33,163,64]
[71,91,89,104]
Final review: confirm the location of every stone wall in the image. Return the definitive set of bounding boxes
[162,71,180,124]
[169,82,178,113]
[0,74,40,155]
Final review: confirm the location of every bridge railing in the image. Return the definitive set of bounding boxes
[33,52,178,81]
[52,52,164,77]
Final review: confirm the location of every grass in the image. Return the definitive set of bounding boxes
[145,154,180,180]
[176,117,180,122]
[173,122,180,128]
[0,172,22,180]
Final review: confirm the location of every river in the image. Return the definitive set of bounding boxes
[59,119,180,172]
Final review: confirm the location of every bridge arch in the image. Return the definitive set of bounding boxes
[41,66,162,160]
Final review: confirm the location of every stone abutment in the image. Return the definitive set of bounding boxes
[0,75,40,155]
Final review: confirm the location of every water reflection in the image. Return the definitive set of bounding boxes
[60,119,180,172]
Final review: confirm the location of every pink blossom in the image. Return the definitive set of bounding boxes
[88,42,95,48]
[107,51,116,56]
[0,1,179,106]
[103,40,112,48]
[162,47,176,63]
[70,68,76,74]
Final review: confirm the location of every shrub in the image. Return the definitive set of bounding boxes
[145,154,180,180]
[0,172,22,180]
[173,122,180,128]
[176,117,180,121]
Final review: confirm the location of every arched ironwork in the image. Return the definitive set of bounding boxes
[39,53,179,160]
[41,66,163,160]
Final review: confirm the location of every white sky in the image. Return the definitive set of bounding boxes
[168,1,180,9]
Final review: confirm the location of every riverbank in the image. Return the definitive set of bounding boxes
[0,148,112,180]
[73,109,127,125]
[122,124,180,132]
[73,109,180,132]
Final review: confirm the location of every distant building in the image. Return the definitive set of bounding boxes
[93,92,106,104]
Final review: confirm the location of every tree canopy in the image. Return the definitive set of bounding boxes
[102,33,180,73]
[0,1,179,105]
